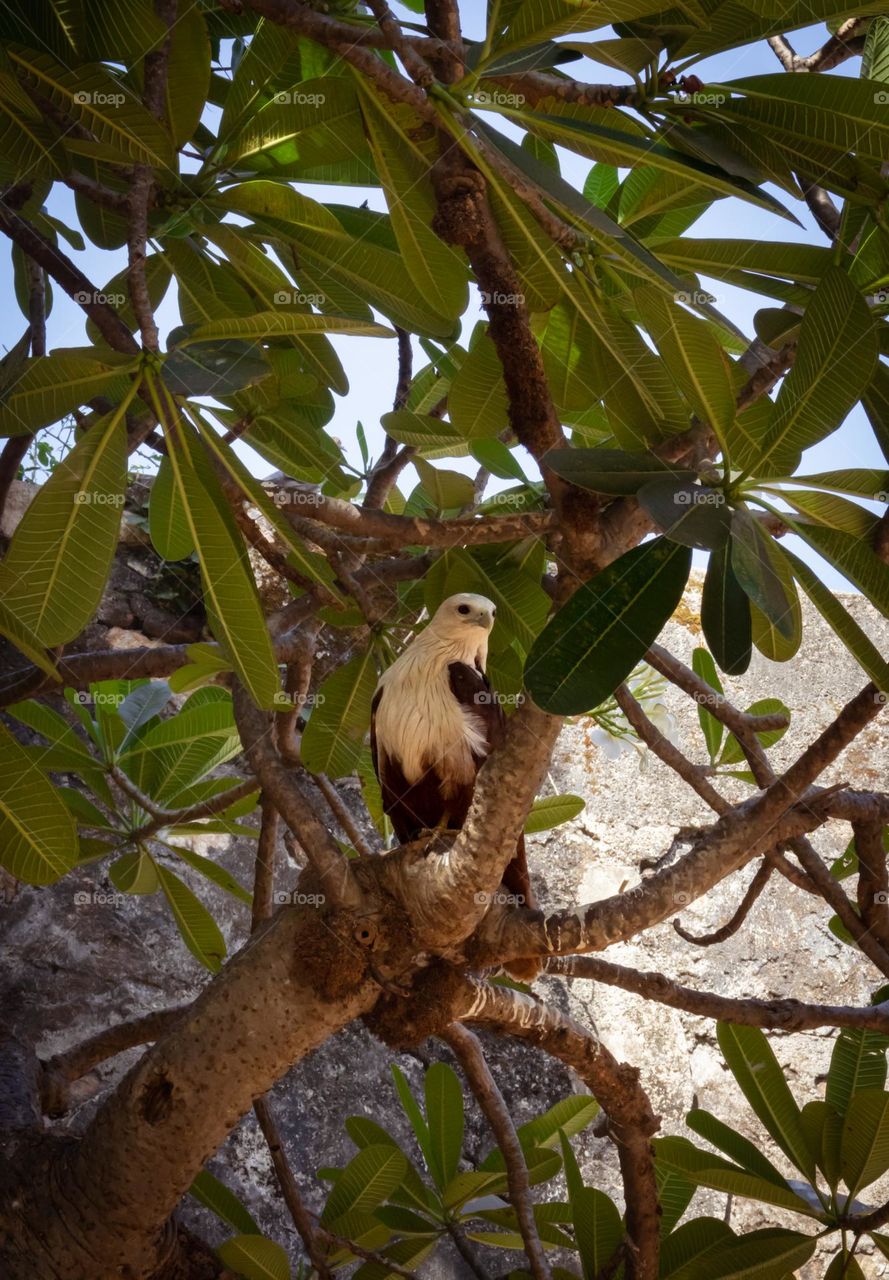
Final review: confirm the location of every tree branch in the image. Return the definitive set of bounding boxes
[547,955,889,1034]
[443,1024,552,1280]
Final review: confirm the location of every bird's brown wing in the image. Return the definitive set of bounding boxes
[371,686,455,843]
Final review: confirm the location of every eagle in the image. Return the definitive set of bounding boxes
[370,592,539,976]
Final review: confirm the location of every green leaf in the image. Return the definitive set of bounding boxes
[109,849,159,895]
[0,404,129,644]
[156,862,226,973]
[654,1136,817,1217]
[322,1145,407,1225]
[216,1234,290,1280]
[524,793,586,833]
[0,723,78,884]
[780,518,889,620]
[686,1109,788,1186]
[190,1170,260,1236]
[660,1218,734,1277]
[716,1022,815,1180]
[525,537,691,715]
[149,456,195,562]
[741,269,877,478]
[700,544,749,678]
[683,1227,815,1279]
[0,353,134,436]
[558,1133,622,1280]
[0,599,61,678]
[413,460,475,511]
[300,649,377,779]
[425,1063,464,1190]
[448,336,509,440]
[634,287,736,462]
[691,648,725,762]
[380,411,466,450]
[827,1024,889,1117]
[637,477,731,550]
[729,512,801,656]
[7,47,175,167]
[356,82,467,324]
[542,446,686,495]
[470,438,529,483]
[180,311,393,345]
[166,844,252,906]
[159,397,280,709]
[717,698,790,766]
[841,1088,889,1196]
[783,548,889,692]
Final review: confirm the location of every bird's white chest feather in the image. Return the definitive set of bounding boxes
[375,635,488,793]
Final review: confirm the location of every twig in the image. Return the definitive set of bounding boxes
[0,256,45,515]
[232,684,363,912]
[364,326,413,511]
[443,1024,552,1280]
[137,779,260,839]
[547,955,889,1035]
[313,775,377,858]
[460,980,660,1280]
[673,859,774,945]
[279,493,556,547]
[855,821,889,949]
[252,797,280,930]
[614,683,729,815]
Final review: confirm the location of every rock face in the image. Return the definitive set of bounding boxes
[2,578,888,1277]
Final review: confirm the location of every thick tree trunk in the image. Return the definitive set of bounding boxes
[0,906,378,1280]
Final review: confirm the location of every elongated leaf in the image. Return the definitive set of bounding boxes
[781,516,889,619]
[685,1226,815,1279]
[0,723,77,884]
[216,1234,290,1280]
[425,1063,464,1190]
[149,456,194,562]
[156,862,226,973]
[159,395,280,709]
[300,650,377,779]
[659,1217,734,1278]
[716,1023,815,1180]
[635,287,736,461]
[826,1024,889,1117]
[0,404,129,644]
[543,446,686,495]
[702,545,752,677]
[783,548,889,692]
[449,336,509,440]
[742,269,877,477]
[841,1088,889,1196]
[322,1145,407,1225]
[0,599,60,678]
[356,83,467,324]
[525,537,691,715]
[0,353,133,436]
[190,1170,260,1236]
[167,844,252,906]
[524,793,585,833]
[8,46,174,167]
[654,1136,817,1216]
[730,511,800,653]
[686,1109,788,1186]
[181,311,392,344]
[380,411,465,450]
[109,849,159,894]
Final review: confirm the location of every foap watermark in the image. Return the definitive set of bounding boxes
[272,90,326,106]
[471,89,525,108]
[474,890,526,907]
[874,491,889,503]
[875,691,888,706]
[674,488,724,506]
[673,89,726,107]
[74,90,125,107]
[74,290,126,307]
[273,289,326,307]
[74,889,126,907]
[272,690,326,709]
[673,890,692,906]
[674,288,717,307]
[71,689,126,707]
[875,90,889,105]
[74,491,126,506]
[270,488,322,508]
[473,690,525,707]
[480,289,525,307]
[273,890,326,906]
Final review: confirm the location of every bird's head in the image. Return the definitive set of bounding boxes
[428,592,497,640]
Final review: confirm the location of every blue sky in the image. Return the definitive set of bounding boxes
[0,9,883,591]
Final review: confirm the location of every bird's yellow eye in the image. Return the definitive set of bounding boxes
[457,604,471,615]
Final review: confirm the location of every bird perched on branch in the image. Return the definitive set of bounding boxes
[370,593,539,978]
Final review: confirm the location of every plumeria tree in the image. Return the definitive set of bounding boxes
[1,1,889,1277]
